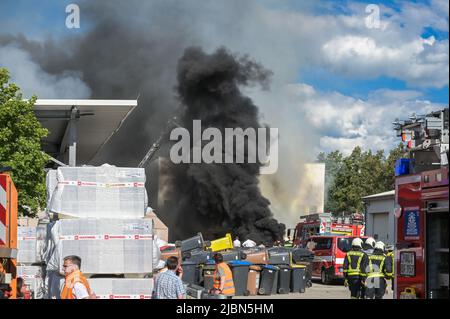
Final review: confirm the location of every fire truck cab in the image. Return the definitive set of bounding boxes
[394,108,449,299]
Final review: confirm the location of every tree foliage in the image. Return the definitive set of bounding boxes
[317,144,405,214]
[0,68,49,216]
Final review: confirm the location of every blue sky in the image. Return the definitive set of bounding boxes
[2,0,446,104]
[1,0,448,156]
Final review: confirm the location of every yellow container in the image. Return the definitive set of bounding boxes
[400,287,417,299]
[210,233,234,252]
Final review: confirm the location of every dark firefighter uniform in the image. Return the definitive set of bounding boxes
[343,249,369,299]
[365,249,393,299]
[386,249,395,292]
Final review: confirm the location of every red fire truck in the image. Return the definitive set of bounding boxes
[288,213,365,248]
[394,109,449,299]
[286,213,366,284]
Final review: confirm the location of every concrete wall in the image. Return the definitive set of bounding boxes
[365,196,396,245]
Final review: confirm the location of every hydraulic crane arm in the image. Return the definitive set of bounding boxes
[138,116,181,168]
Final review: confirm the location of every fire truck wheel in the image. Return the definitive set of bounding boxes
[321,269,332,285]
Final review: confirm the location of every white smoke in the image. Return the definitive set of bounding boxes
[0,44,91,99]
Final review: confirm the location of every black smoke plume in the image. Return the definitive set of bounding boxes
[168,47,285,244]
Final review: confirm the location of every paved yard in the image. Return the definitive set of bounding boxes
[235,280,395,299]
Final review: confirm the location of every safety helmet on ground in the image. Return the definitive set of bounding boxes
[375,241,385,251]
[352,238,363,248]
[365,237,376,248]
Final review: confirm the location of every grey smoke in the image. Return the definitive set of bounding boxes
[0,0,287,242]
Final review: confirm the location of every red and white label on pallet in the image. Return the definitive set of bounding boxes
[19,236,37,241]
[0,176,7,246]
[58,181,145,188]
[20,274,42,279]
[96,295,152,299]
[59,234,154,241]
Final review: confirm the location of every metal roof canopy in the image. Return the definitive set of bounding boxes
[34,99,137,166]
[362,190,395,200]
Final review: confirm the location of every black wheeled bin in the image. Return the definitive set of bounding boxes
[201,261,216,291]
[258,265,278,295]
[221,249,246,262]
[177,233,205,253]
[182,261,201,285]
[290,264,306,293]
[186,284,206,299]
[277,265,291,294]
[268,248,290,265]
[271,266,279,294]
[188,249,212,264]
[228,261,251,296]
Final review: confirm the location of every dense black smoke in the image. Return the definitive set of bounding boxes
[168,47,285,243]
[0,1,285,243]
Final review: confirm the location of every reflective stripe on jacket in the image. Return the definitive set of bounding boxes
[367,254,386,278]
[386,251,394,277]
[343,250,368,277]
[61,270,92,299]
[213,263,235,296]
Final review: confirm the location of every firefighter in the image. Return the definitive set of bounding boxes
[365,241,393,299]
[363,237,376,255]
[360,237,376,299]
[343,238,369,299]
[385,245,395,292]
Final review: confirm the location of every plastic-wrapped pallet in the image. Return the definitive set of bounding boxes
[89,278,154,299]
[17,227,38,263]
[17,265,45,299]
[46,218,154,275]
[36,223,49,263]
[48,165,148,218]
[18,225,48,264]
[46,169,58,208]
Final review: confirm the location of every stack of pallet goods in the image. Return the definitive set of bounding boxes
[17,223,47,299]
[43,164,157,299]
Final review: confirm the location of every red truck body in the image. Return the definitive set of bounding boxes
[395,167,449,299]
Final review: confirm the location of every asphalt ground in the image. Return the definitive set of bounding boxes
[234,279,395,299]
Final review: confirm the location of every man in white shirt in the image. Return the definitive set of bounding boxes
[233,236,241,248]
[61,255,96,299]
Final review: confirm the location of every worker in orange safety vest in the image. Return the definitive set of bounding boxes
[211,253,235,298]
[60,255,96,299]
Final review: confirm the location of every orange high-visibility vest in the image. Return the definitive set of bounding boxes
[213,262,235,296]
[61,270,92,299]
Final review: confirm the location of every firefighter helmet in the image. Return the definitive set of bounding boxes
[375,241,385,251]
[365,237,376,248]
[352,237,363,248]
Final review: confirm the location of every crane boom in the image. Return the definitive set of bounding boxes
[138,116,181,168]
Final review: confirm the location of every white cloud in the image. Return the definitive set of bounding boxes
[0,44,91,98]
[321,35,448,87]
[280,84,444,155]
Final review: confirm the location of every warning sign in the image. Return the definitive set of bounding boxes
[404,210,420,240]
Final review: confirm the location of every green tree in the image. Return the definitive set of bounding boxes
[0,68,49,216]
[320,144,406,214]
